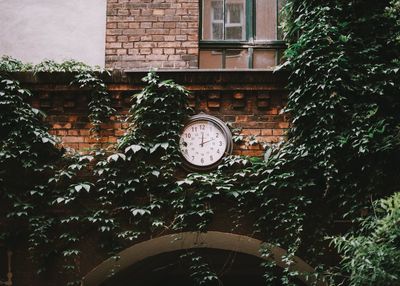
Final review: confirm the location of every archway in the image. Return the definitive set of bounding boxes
[82,231,325,286]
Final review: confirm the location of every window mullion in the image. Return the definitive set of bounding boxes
[223,0,226,40]
[248,47,253,68]
[245,0,253,42]
[251,0,255,43]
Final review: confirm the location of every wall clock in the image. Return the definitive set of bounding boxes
[179,113,233,171]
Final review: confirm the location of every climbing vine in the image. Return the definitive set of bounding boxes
[0,56,115,134]
[1,0,400,285]
[277,0,400,283]
[332,192,400,286]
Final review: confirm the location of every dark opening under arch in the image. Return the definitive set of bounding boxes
[82,231,326,286]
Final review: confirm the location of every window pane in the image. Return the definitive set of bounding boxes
[212,0,223,20]
[203,0,224,40]
[253,49,276,68]
[200,50,223,68]
[202,0,246,40]
[212,23,223,39]
[225,0,245,40]
[255,0,277,40]
[225,49,248,68]
[226,27,243,40]
[228,4,242,23]
[211,1,224,39]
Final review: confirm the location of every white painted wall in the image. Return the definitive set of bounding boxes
[0,0,107,67]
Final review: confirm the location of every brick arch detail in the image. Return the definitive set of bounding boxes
[82,231,325,286]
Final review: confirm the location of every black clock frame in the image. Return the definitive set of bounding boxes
[180,113,233,172]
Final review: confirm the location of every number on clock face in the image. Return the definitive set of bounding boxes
[180,120,227,166]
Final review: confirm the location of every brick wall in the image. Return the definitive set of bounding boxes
[7,70,289,285]
[16,70,288,157]
[106,0,199,70]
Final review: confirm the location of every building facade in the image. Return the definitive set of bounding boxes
[0,1,314,286]
[105,0,285,69]
[0,0,285,71]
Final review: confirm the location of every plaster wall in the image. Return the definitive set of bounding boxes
[0,0,107,67]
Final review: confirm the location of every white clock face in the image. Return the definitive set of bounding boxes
[180,120,227,167]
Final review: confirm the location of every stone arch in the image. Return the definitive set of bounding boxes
[82,231,326,286]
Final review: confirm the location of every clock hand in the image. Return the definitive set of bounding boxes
[202,138,215,145]
[200,133,204,147]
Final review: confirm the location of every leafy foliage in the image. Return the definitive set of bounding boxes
[0,76,59,217]
[0,1,400,284]
[0,56,114,134]
[89,72,192,247]
[0,72,61,272]
[181,251,220,286]
[279,0,400,283]
[333,193,400,286]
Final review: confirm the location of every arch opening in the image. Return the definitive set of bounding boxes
[82,231,325,286]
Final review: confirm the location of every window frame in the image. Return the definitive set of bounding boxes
[199,0,287,69]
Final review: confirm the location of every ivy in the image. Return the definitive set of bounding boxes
[0,56,115,134]
[331,192,400,286]
[89,72,192,250]
[180,251,220,286]
[277,0,400,283]
[0,72,61,274]
[0,1,399,284]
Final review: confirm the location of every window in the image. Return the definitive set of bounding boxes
[200,0,286,69]
[210,1,246,40]
[204,0,246,41]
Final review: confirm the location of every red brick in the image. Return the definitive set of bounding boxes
[117,49,127,55]
[67,130,79,136]
[261,129,273,136]
[79,130,91,136]
[55,130,68,136]
[105,0,199,69]
[235,115,250,122]
[128,22,140,29]
[62,136,84,143]
[240,150,264,157]
[164,48,175,54]
[279,122,290,128]
[153,22,165,29]
[272,129,286,136]
[140,22,152,28]
[117,22,129,28]
[263,136,285,143]
[115,130,126,136]
[241,129,261,136]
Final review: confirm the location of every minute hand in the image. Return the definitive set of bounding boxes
[202,138,215,145]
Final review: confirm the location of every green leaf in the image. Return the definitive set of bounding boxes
[152,170,160,178]
[131,209,150,216]
[107,153,126,162]
[125,144,143,154]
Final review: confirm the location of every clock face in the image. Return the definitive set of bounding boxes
[179,114,233,171]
